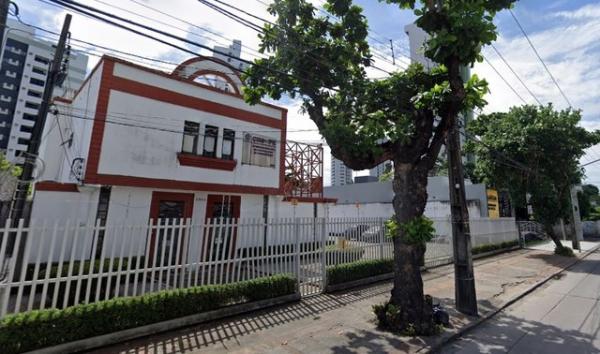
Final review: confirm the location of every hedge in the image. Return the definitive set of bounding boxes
[471,240,519,255]
[25,257,145,281]
[326,258,394,286]
[0,274,296,354]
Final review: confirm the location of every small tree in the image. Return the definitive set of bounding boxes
[467,105,600,250]
[244,0,514,334]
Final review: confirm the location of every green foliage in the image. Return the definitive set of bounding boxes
[0,275,296,354]
[386,216,435,245]
[554,245,575,257]
[326,258,394,286]
[578,184,600,221]
[381,0,517,65]
[471,240,519,255]
[25,257,145,281]
[0,152,21,177]
[243,0,496,172]
[467,105,600,230]
[372,295,435,335]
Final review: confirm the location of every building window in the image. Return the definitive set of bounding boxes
[222,129,235,160]
[27,90,42,98]
[25,101,40,110]
[0,108,9,115]
[2,83,14,90]
[31,67,46,76]
[34,55,49,65]
[17,137,29,146]
[23,113,36,121]
[0,95,11,102]
[5,70,16,78]
[30,78,45,87]
[202,125,218,158]
[7,58,19,66]
[182,121,199,154]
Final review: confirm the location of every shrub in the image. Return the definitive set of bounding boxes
[324,245,365,265]
[554,245,575,257]
[471,240,519,255]
[0,274,296,354]
[327,258,394,286]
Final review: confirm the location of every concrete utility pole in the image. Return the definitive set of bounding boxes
[570,185,583,251]
[447,67,478,316]
[0,1,10,49]
[10,14,71,223]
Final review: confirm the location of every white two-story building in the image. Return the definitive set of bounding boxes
[32,55,332,231]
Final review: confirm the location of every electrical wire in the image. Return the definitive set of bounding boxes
[509,9,572,107]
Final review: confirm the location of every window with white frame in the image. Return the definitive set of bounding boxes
[202,125,218,158]
[182,121,199,154]
[242,133,276,168]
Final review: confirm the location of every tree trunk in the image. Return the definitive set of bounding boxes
[544,224,564,249]
[388,161,434,334]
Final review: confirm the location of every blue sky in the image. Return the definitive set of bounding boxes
[20,0,600,185]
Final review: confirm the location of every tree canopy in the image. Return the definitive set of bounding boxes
[467,105,600,248]
[243,0,516,335]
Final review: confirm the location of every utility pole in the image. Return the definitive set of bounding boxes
[10,14,71,223]
[0,1,10,49]
[447,66,478,316]
[7,15,71,281]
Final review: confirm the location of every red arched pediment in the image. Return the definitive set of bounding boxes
[172,56,243,95]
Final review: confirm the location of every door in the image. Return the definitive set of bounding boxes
[149,192,194,265]
[204,195,241,261]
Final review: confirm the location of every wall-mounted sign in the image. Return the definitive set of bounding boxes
[242,133,276,168]
[487,189,499,219]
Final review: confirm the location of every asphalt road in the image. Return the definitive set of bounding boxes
[442,250,600,354]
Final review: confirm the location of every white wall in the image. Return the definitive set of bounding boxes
[28,188,100,262]
[328,201,482,219]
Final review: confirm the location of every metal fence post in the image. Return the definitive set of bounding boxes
[379,217,385,260]
[320,217,327,289]
[294,218,300,293]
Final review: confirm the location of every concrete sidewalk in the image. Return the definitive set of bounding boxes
[88,247,594,354]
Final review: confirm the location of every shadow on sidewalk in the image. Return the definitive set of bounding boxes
[86,282,394,354]
[441,310,597,353]
[524,251,600,275]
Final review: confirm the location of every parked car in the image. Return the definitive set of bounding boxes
[361,226,384,242]
[329,224,371,239]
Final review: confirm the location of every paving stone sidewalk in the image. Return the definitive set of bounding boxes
[88,247,592,354]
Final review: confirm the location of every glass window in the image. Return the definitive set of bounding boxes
[222,129,235,160]
[32,67,46,76]
[182,121,199,154]
[2,83,14,90]
[25,101,39,110]
[34,55,49,65]
[30,78,45,87]
[27,90,42,98]
[203,125,218,158]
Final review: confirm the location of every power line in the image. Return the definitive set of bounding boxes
[489,44,543,106]
[483,56,528,105]
[509,9,572,107]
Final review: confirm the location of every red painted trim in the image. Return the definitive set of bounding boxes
[35,181,79,192]
[173,56,244,82]
[279,110,287,194]
[186,69,241,95]
[71,58,105,101]
[205,194,241,219]
[83,56,288,195]
[106,55,286,113]
[52,97,72,104]
[85,174,282,195]
[282,196,337,203]
[85,60,114,182]
[110,75,283,129]
[177,153,237,171]
[149,191,195,220]
[148,191,194,258]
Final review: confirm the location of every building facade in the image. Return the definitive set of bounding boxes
[30,55,333,259]
[0,19,88,162]
[330,157,353,186]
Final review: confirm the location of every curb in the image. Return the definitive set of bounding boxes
[424,244,600,353]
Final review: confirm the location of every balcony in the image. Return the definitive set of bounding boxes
[177,153,237,171]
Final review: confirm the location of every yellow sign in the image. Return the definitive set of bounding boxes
[487,189,499,219]
[291,198,299,206]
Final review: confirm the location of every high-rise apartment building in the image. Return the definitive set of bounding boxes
[330,157,353,186]
[0,20,88,162]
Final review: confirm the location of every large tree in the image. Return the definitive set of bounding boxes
[243,0,514,334]
[467,105,600,251]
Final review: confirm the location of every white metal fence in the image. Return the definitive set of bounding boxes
[0,217,518,318]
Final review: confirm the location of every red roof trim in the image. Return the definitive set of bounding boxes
[36,181,79,192]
